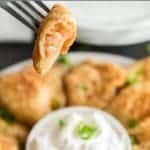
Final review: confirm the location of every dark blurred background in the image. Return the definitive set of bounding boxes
[0,41,149,69]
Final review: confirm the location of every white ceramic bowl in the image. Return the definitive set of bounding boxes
[26,107,131,150]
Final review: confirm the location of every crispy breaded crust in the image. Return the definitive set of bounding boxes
[64,62,103,108]
[133,142,150,150]
[108,82,150,126]
[0,64,67,125]
[128,57,150,81]
[0,118,28,144]
[64,60,126,109]
[33,4,77,74]
[129,117,150,143]
[86,60,127,103]
[0,67,51,125]
[0,134,18,150]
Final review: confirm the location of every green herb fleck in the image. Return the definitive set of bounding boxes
[57,55,73,67]
[0,109,14,124]
[59,119,67,128]
[128,119,137,129]
[57,55,69,64]
[126,72,138,86]
[130,135,139,145]
[76,84,88,91]
[126,68,144,86]
[52,98,60,110]
[75,122,98,140]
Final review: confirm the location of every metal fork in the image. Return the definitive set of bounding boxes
[0,0,50,31]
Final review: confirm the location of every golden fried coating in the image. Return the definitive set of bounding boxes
[133,142,150,150]
[0,134,18,150]
[64,62,102,108]
[0,118,28,143]
[128,57,150,81]
[64,60,126,109]
[0,63,67,125]
[87,60,127,103]
[33,4,77,74]
[108,82,150,126]
[43,63,67,110]
[129,117,150,143]
[0,117,29,150]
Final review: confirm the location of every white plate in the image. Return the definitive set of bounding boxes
[0,52,134,74]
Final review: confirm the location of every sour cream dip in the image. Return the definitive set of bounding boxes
[26,107,131,150]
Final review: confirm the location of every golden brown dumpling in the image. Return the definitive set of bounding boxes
[108,82,150,126]
[64,60,126,109]
[0,118,28,143]
[0,117,29,150]
[33,4,77,74]
[133,142,150,150]
[0,63,67,125]
[0,134,18,150]
[128,57,150,81]
[129,117,150,143]
[87,60,127,103]
[64,61,102,108]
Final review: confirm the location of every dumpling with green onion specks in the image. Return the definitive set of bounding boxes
[0,117,28,150]
[107,82,150,127]
[0,63,68,126]
[128,57,150,83]
[64,60,126,109]
[129,117,150,144]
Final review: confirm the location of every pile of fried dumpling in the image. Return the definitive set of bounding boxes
[0,56,150,150]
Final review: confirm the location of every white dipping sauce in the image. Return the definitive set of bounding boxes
[26,107,131,150]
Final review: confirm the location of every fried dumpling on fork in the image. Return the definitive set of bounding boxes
[0,63,67,126]
[33,4,77,74]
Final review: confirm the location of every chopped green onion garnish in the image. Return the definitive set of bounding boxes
[52,98,60,110]
[57,55,69,64]
[126,68,144,86]
[126,72,138,86]
[128,119,137,129]
[136,68,144,76]
[0,109,14,124]
[59,119,67,128]
[130,135,139,145]
[57,55,73,67]
[75,122,98,140]
[76,84,88,91]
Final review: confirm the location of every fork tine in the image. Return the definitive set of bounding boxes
[10,1,40,27]
[23,1,45,18]
[34,1,49,13]
[1,5,36,31]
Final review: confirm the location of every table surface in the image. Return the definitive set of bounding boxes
[0,41,149,69]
